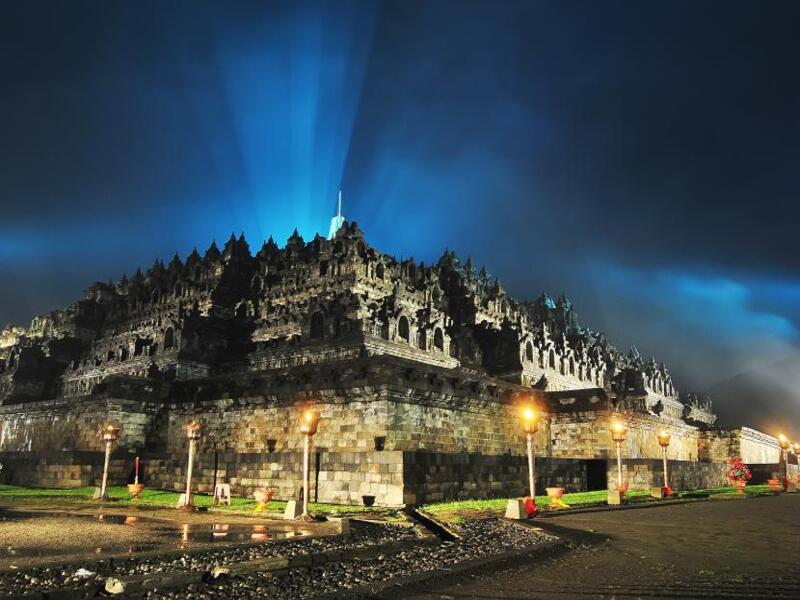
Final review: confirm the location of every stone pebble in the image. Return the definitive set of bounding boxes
[150,519,555,599]
[0,519,554,598]
[0,521,415,595]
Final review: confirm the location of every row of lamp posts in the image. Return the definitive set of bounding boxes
[96,408,322,517]
[177,410,320,516]
[97,406,797,512]
[520,407,800,508]
[518,407,674,509]
[100,408,645,512]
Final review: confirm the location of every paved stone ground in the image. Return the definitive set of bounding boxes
[0,506,334,570]
[0,513,555,598]
[388,495,800,599]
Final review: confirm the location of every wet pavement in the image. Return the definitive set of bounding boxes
[0,518,422,597]
[175,518,555,600]
[0,506,332,570]
[0,502,557,599]
[6,496,790,598]
[390,494,800,599]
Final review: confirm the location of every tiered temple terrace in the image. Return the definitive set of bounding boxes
[0,220,783,505]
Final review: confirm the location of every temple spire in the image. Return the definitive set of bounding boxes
[328,189,345,239]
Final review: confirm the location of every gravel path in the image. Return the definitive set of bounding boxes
[149,519,556,599]
[0,517,555,598]
[0,521,417,596]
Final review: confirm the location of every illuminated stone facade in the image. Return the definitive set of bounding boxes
[0,222,780,504]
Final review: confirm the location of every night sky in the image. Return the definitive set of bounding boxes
[1,1,799,435]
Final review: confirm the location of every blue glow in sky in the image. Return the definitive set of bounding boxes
[1,1,799,432]
[1,1,378,271]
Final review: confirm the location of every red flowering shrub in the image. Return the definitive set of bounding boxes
[726,456,752,484]
[524,496,536,517]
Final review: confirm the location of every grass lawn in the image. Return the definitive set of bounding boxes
[0,484,401,519]
[676,484,772,499]
[0,483,775,525]
[420,490,648,523]
[420,484,775,523]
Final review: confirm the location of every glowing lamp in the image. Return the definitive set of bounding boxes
[102,424,121,443]
[300,409,320,436]
[610,421,628,443]
[777,434,790,451]
[657,431,671,448]
[185,421,201,440]
[522,407,539,434]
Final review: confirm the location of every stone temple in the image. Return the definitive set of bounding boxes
[0,213,783,506]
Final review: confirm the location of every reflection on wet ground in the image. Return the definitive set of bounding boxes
[101,512,312,542]
[0,508,325,569]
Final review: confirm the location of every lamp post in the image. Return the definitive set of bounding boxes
[299,409,320,521]
[610,420,628,491]
[657,430,671,492]
[94,424,120,501]
[522,407,540,500]
[778,434,790,491]
[178,421,201,511]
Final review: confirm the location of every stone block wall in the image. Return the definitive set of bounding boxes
[364,336,459,370]
[747,463,780,484]
[134,392,406,506]
[402,453,730,503]
[607,458,728,491]
[0,397,155,453]
[549,410,701,461]
[739,428,781,464]
[142,449,404,506]
[156,395,392,455]
[0,450,131,488]
[0,358,782,507]
[401,452,590,505]
[698,429,736,462]
[749,460,799,485]
[517,363,597,391]
[248,337,366,372]
[699,428,780,464]
[386,396,550,456]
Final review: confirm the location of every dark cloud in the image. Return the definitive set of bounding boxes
[1,1,798,431]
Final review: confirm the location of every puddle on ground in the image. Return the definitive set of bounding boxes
[90,513,311,541]
[0,509,316,561]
